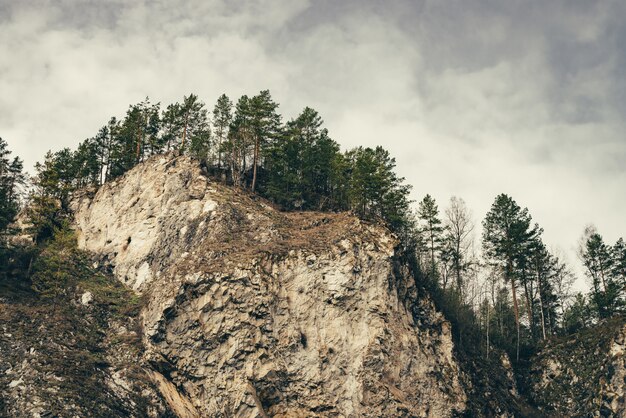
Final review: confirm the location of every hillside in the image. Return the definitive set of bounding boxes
[1,154,623,417]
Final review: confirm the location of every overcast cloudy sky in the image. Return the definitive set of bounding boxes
[1,0,625,287]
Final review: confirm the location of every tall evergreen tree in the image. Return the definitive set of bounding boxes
[418,194,444,284]
[227,95,253,187]
[73,138,101,187]
[109,105,143,178]
[161,103,183,151]
[579,226,622,318]
[529,240,560,339]
[0,138,25,239]
[179,94,211,158]
[212,94,233,169]
[482,194,539,360]
[348,146,411,231]
[249,90,281,192]
[93,125,110,185]
[263,107,340,210]
[28,152,65,242]
[611,237,625,287]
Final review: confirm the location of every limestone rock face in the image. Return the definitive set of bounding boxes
[529,318,626,417]
[73,155,467,417]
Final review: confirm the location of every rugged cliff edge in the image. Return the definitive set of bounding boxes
[11,154,622,417]
[526,316,626,417]
[70,155,468,417]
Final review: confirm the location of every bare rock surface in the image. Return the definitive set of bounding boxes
[73,154,468,417]
[528,317,626,417]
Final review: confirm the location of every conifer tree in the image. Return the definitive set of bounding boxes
[228,95,252,187]
[161,103,183,151]
[579,226,622,318]
[482,194,539,360]
[611,238,625,286]
[0,138,25,239]
[418,194,444,283]
[264,107,340,210]
[348,146,411,231]
[249,90,280,192]
[179,94,211,157]
[212,94,233,169]
[28,152,65,242]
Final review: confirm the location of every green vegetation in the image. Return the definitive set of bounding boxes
[0,137,25,240]
[25,91,412,239]
[0,226,153,417]
[406,192,623,367]
[29,227,142,317]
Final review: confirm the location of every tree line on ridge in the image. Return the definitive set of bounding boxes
[0,90,623,363]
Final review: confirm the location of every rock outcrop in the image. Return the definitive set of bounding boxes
[72,155,468,417]
[528,316,626,417]
[0,249,173,418]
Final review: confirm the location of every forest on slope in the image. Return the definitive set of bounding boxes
[1,89,624,368]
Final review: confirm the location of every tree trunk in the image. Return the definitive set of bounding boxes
[251,137,259,192]
[136,125,142,163]
[456,238,462,292]
[430,228,436,280]
[217,133,222,169]
[486,300,490,360]
[181,112,189,151]
[510,276,521,362]
[523,278,534,341]
[538,281,547,340]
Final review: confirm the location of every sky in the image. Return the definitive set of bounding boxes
[1,0,625,289]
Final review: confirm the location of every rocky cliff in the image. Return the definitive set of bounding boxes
[70,155,468,417]
[527,316,626,417]
[3,154,624,417]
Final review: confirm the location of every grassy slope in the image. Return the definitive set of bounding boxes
[0,233,169,417]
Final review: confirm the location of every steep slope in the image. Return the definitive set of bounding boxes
[526,316,626,417]
[0,239,173,418]
[71,154,468,417]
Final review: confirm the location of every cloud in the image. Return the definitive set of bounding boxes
[1,0,625,290]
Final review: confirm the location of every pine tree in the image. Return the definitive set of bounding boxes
[144,103,163,157]
[529,240,560,339]
[74,138,100,187]
[212,94,233,169]
[611,237,625,287]
[179,94,211,158]
[418,194,444,284]
[263,107,340,210]
[249,90,280,192]
[579,227,622,318]
[93,125,110,185]
[0,138,25,239]
[28,152,64,242]
[348,146,411,231]
[227,95,253,187]
[482,194,539,360]
[161,103,183,151]
[109,105,144,178]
